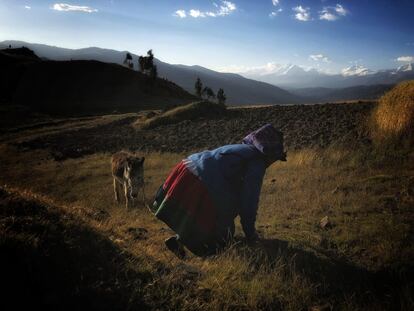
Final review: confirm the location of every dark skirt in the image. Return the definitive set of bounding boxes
[151,160,225,255]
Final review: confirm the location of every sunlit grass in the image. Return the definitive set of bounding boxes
[370,80,414,145]
[134,101,226,130]
[0,144,413,310]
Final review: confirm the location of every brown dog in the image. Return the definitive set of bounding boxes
[111,151,145,208]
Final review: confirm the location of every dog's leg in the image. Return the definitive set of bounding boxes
[124,182,130,209]
[113,178,120,203]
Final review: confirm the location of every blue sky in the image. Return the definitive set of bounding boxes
[1,0,413,74]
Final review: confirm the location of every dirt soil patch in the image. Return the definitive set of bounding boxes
[17,102,374,160]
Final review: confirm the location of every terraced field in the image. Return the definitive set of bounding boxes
[14,102,374,160]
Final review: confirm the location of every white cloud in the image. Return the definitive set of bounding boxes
[309,54,330,63]
[397,56,414,62]
[217,62,286,75]
[24,5,31,10]
[174,10,186,18]
[319,11,337,21]
[269,8,283,17]
[319,4,348,21]
[174,1,236,19]
[270,0,282,18]
[217,1,236,16]
[341,65,373,77]
[189,9,205,18]
[52,3,98,13]
[335,4,348,16]
[293,6,311,21]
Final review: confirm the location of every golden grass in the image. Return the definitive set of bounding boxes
[198,248,317,310]
[370,80,414,144]
[134,101,226,130]
[0,144,413,310]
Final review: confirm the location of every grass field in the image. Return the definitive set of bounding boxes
[134,101,226,130]
[1,132,413,310]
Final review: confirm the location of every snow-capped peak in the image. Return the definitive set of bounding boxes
[396,63,413,72]
[280,64,307,76]
[241,63,312,77]
[341,65,375,77]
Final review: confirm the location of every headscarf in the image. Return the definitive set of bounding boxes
[242,124,286,161]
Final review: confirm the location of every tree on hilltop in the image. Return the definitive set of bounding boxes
[123,52,133,69]
[150,65,158,79]
[202,87,215,101]
[217,88,226,105]
[195,77,203,98]
[138,49,155,75]
[147,49,154,61]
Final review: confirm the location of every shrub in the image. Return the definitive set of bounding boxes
[134,101,226,130]
[370,80,414,145]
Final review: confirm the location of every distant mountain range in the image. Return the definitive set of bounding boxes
[287,84,394,103]
[0,40,302,106]
[242,63,414,89]
[2,40,412,104]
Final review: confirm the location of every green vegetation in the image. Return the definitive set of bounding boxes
[134,101,227,130]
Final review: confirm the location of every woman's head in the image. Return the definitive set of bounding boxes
[242,124,287,164]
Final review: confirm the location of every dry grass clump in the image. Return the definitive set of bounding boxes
[370,80,414,145]
[134,101,226,130]
[199,247,317,311]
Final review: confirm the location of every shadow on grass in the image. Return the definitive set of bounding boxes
[0,188,154,311]
[234,237,414,309]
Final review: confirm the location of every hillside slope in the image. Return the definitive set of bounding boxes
[0,48,196,116]
[160,63,302,105]
[0,41,303,105]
